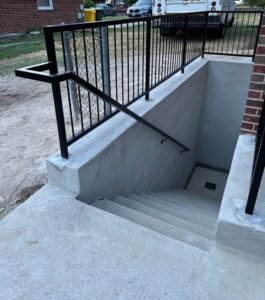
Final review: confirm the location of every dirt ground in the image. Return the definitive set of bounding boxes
[0,75,60,219]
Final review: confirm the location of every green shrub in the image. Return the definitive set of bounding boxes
[84,0,95,8]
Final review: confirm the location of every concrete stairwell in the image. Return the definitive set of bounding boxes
[91,189,221,251]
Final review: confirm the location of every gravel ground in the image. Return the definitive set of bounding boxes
[0,75,59,219]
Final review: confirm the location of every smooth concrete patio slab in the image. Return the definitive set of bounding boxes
[1,183,265,300]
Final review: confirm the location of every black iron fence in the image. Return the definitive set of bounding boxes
[16,10,263,159]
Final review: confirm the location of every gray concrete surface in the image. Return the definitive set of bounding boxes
[91,167,224,250]
[47,57,252,205]
[48,59,208,203]
[1,183,265,300]
[92,197,213,251]
[197,58,252,170]
[215,134,265,260]
[187,166,228,201]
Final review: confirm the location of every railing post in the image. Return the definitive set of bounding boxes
[145,19,151,100]
[44,27,69,158]
[245,130,265,215]
[181,15,188,74]
[202,12,208,58]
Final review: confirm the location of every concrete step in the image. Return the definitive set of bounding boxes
[91,198,212,251]
[114,195,214,239]
[148,191,219,215]
[160,190,221,212]
[128,194,217,232]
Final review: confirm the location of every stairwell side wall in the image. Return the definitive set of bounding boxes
[196,58,253,171]
[47,59,208,203]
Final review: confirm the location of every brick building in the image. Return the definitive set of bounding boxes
[241,13,265,134]
[0,0,82,35]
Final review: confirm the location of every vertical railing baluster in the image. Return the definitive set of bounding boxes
[145,19,151,100]
[82,29,93,128]
[44,28,68,159]
[61,31,76,138]
[202,12,208,58]
[100,26,111,116]
[72,30,84,132]
[181,15,188,74]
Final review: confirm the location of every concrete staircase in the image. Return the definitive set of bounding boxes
[91,190,221,251]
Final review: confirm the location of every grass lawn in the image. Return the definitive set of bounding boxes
[0,11,260,76]
[103,15,128,21]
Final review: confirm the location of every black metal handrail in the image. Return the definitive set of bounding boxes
[15,10,263,159]
[16,63,190,154]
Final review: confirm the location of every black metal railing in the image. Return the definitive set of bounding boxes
[15,10,263,159]
[245,92,265,215]
[204,9,263,58]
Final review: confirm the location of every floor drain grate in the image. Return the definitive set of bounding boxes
[204,182,217,190]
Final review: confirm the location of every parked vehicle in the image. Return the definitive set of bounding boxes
[95,3,116,16]
[152,0,236,37]
[127,0,152,17]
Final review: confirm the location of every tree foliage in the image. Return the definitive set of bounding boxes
[245,0,265,8]
[84,0,95,8]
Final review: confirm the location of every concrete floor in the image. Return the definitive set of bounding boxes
[187,166,228,201]
[1,184,265,300]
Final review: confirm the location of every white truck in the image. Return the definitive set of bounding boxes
[152,0,236,36]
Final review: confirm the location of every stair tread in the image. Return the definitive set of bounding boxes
[146,191,220,214]
[114,195,215,239]
[168,189,221,203]
[91,198,212,251]
[128,194,218,229]
[157,190,221,211]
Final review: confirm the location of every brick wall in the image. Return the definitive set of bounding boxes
[241,12,265,134]
[0,0,82,35]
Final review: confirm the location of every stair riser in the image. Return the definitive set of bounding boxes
[128,195,217,230]
[92,199,212,251]
[158,191,220,212]
[115,196,215,239]
[144,193,218,216]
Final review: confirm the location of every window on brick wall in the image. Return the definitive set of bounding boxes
[37,0,54,10]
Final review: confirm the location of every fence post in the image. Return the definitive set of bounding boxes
[245,93,265,214]
[181,15,188,74]
[44,27,69,159]
[245,130,265,215]
[100,26,111,115]
[62,31,79,121]
[145,20,151,100]
[202,12,208,58]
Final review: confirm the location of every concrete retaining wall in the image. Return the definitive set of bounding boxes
[47,57,253,203]
[47,59,208,203]
[197,58,252,170]
[215,134,265,260]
